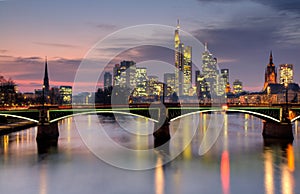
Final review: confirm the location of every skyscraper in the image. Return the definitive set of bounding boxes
[135,67,148,96]
[279,64,293,85]
[104,72,112,89]
[195,70,209,99]
[174,19,184,96]
[202,43,219,96]
[183,46,192,95]
[263,51,277,90]
[114,61,136,88]
[164,73,175,96]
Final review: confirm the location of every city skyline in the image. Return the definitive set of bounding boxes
[1,0,300,92]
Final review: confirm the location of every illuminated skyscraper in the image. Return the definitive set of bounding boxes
[135,67,148,96]
[174,19,184,96]
[164,73,175,96]
[202,43,219,96]
[116,60,136,88]
[104,72,112,89]
[195,70,210,99]
[263,51,277,90]
[217,69,229,96]
[279,64,293,85]
[183,46,192,95]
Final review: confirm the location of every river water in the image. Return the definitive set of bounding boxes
[0,113,299,194]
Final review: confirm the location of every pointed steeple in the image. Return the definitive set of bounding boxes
[269,51,273,66]
[176,19,180,30]
[204,42,208,52]
[43,56,50,93]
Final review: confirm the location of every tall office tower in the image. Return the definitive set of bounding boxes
[221,69,229,84]
[43,57,50,95]
[104,72,112,89]
[164,73,175,96]
[183,46,192,95]
[135,67,148,96]
[113,64,121,86]
[195,70,209,98]
[119,60,136,88]
[216,69,229,96]
[233,79,243,94]
[202,43,219,96]
[279,64,293,85]
[174,19,184,96]
[263,51,277,90]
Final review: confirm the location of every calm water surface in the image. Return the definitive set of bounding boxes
[0,113,299,194]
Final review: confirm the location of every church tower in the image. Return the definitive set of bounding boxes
[263,51,277,90]
[43,57,50,97]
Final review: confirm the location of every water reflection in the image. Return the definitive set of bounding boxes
[263,143,295,194]
[0,114,299,194]
[155,156,165,194]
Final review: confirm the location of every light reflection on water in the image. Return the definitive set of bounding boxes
[0,113,299,194]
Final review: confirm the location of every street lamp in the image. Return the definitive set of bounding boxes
[42,85,45,108]
[283,79,289,122]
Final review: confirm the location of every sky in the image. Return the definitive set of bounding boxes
[1,0,300,93]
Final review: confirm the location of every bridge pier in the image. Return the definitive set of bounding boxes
[153,104,170,147]
[262,121,293,140]
[36,108,59,152]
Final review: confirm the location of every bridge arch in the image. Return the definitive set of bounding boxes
[170,109,281,123]
[0,113,39,123]
[291,116,300,123]
[50,110,159,123]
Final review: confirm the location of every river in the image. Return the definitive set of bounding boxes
[0,113,299,194]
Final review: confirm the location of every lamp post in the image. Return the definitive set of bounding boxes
[42,85,45,108]
[284,80,289,123]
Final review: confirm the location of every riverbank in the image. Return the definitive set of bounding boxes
[0,121,37,135]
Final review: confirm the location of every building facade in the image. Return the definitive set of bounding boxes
[104,72,112,89]
[279,64,293,85]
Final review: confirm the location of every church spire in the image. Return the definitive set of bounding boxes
[269,51,273,66]
[43,56,49,93]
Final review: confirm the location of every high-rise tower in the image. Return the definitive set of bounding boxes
[202,43,218,96]
[43,57,50,95]
[263,51,277,90]
[174,19,184,96]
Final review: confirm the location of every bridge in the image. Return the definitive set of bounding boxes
[1,104,300,123]
[0,103,298,145]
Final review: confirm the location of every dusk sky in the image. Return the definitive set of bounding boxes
[1,0,300,93]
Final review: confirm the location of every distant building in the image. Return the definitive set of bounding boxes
[202,43,219,96]
[135,67,148,96]
[183,46,192,96]
[263,51,277,90]
[164,73,175,96]
[195,70,210,99]
[174,20,183,96]
[233,79,243,94]
[279,64,293,85]
[104,72,112,89]
[59,86,72,105]
[113,64,121,86]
